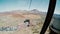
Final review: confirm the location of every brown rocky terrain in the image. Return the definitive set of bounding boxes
[0,9,49,34]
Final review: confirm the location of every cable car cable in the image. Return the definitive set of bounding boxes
[29,0,32,9]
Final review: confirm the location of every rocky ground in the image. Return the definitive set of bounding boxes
[0,10,49,34]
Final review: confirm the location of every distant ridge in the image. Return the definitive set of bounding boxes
[1,9,60,17]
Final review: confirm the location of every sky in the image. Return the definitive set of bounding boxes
[0,0,60,14]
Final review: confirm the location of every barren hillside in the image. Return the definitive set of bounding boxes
[0,10,49,34]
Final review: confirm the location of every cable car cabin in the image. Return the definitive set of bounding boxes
[49,14,60,34]
[24,19,30,27]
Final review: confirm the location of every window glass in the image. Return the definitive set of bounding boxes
[54,0,60,14]
[0,0,49,34]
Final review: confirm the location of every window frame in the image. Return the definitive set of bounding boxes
[40,0,57,34]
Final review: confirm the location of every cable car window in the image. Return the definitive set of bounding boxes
[0,0,49,34]
[48,0,60,34]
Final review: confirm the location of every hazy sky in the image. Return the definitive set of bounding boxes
[0,0,60,14]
